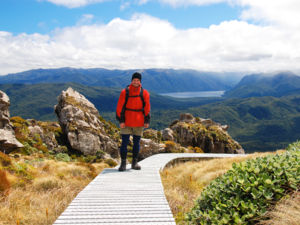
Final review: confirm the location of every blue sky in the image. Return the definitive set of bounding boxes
[0,0,240,34]
[0,0,299,75]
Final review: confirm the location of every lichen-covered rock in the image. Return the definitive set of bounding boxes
[0,91,13,131]
[54,87,118,156]
[0,129,24,153]
[139,138,165,160]
[27,119,62,152]
[0,91,23,153]
[169,113,244,154]
[161,128,175,141]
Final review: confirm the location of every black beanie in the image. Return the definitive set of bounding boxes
[131,72,142,81]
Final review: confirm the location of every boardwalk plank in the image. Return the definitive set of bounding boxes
[54,153,243,225]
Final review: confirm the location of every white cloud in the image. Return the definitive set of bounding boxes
[1,12,300,75]
[76,14,95,26]
[237,0,300,28]
[148,0,300,28]
[40,0,107,8]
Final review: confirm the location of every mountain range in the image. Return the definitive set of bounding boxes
[0,68,240,93]
[224,72,300,98]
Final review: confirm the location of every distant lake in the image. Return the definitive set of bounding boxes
[159,91,225,98]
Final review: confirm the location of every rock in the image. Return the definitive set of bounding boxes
[55,87,118,156]
[221,125,229,131]
[27,119,60,151]
[180,113,195,123]
[0,130,24,153]
[169,114,244,154]
[200,118,215,127]
[0,91,13,131]
[161,128,174,141]
[139,138,165,160]
[0,90,23,153]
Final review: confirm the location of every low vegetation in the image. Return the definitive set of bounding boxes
[0,152,111,225]
[161,141,300,224]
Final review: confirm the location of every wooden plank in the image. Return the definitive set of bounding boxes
[54,153,243,225]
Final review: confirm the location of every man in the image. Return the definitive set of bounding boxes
[116,72,150,171]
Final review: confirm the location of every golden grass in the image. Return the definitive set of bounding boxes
[160,151,285,224]
[258,191,300,225]
[0,169,10,197]
[0,155,110,225]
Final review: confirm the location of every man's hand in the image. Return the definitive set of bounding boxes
[120,123,125,128]
[144,123,149,128]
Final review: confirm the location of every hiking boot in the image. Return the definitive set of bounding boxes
[118,159,126,171]
[131,158,141,170]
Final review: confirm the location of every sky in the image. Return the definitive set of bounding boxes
[0,0,300,75]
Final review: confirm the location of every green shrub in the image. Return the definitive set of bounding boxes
[286,140,300,152]
[96,150,105,159]
[104,158,118,167]
[55,153,71,162]
[83,155,97,163]
[21,142,38,155]
[186,147,300,225]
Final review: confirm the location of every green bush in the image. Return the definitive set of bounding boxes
[286,140,300,152]
[55,153,71,162]
[185,146,300,225]
[83,155,97,163]
[21,142,38,155]
[104,158,118,167]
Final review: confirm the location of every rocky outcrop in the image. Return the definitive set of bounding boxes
[139,138,165,160]
[162,113,244,154]
[54,87,118,156]
[0,91,23,153]
[26,119,65,152]
[161,128,175,141]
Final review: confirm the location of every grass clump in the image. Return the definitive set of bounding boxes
[0,169,10,196]
[0,155,110,225]
[185,146,299,225]
[0,151,12,167]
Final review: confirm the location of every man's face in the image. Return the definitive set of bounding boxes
[131,78,141,87]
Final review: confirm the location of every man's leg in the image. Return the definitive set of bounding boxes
[119,134,130,171]
[132,135,141,170]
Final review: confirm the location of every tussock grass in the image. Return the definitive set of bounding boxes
[258,192,300,225]
[0,155,109,225]
[0,169,10,197]
[160,151,285,223]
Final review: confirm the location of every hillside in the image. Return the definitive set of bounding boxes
[150,95,300,152]
[0,83,223,121]
[224,72,300,98]
[0,68,239,93]
[1,80,300,152]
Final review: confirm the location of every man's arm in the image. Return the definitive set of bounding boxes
[116,90,126,123]
[144,90,151,125]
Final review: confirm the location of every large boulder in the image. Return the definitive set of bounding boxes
[54,87,118,156]
[0,90,13,131]
[0,91,23,153]
[165,113,244,154]
[161,128,175,141]
[139,138,165,160]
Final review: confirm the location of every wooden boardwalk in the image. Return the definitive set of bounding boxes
[53,153,243,225]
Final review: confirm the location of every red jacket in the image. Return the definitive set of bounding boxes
[116,84,150,127]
